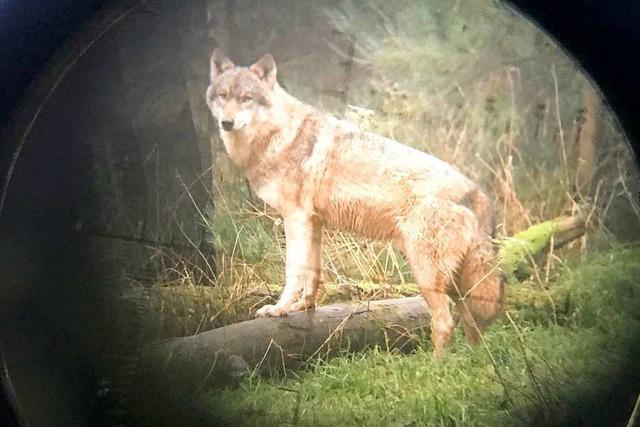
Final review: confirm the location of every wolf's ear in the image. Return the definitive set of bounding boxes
[250,54,277,87]
[210,48,234,80]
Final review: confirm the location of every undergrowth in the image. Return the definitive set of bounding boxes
[204,245,640,426]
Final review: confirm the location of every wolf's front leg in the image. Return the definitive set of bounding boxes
[256,211,322,317]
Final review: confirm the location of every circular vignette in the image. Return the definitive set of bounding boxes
[0,1,639,426]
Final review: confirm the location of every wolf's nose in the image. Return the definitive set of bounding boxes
[221,120,234,131]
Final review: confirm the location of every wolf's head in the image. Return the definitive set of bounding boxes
[206,48,278,133]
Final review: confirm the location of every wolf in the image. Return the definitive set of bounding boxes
[205,48,505,355]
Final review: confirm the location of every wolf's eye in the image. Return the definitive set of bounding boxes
[217,91,228,100]
[242,95,253,103]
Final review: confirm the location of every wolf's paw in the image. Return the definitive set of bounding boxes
[289,300,316,312]
[255,304,289,318]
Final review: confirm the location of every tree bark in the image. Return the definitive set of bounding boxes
[575,83,600,193]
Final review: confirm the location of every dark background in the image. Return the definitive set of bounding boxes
[0,0,639,425]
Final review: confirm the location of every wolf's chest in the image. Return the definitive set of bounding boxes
[253,180,282,208]
[250,177,303,216]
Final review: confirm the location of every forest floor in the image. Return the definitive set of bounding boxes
[143,244,640,426]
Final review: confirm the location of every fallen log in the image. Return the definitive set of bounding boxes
[142,297,429,387]
[498,211,588,284]
[141,212,588,386]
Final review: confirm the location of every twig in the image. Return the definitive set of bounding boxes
[627,390,640,427]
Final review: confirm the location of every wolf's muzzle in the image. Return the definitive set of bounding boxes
[221,120,235,131]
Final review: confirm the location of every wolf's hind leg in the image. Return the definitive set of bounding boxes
[421,280,455,357]
[256,211,322,317]
[401,239,456,356]
[399,204,475,356]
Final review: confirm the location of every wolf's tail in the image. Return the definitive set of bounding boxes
[454,233,505,344]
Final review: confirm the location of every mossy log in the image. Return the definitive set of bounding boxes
[498,212,587,284]
[143,213,587,385]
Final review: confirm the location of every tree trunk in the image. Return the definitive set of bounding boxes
[575,83,600,193]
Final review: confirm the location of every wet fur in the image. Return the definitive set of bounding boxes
[206,49,505,355]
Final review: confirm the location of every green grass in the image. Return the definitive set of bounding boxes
[201,245,640,426]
